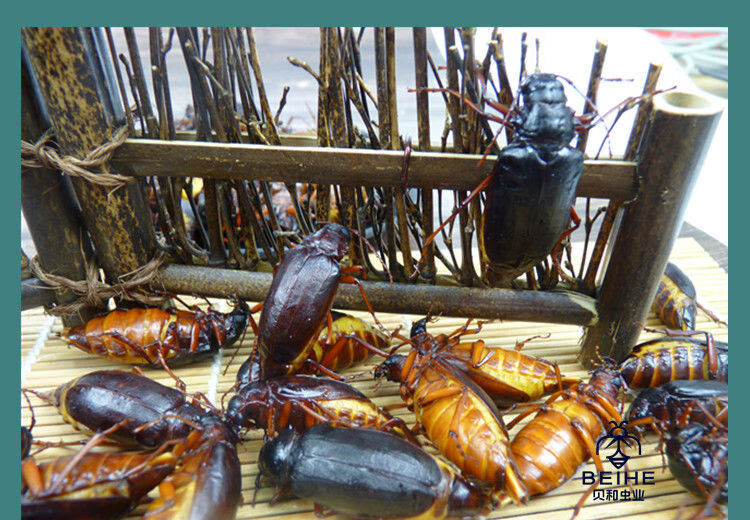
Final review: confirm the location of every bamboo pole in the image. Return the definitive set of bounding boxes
[582,63,663,292]
[579,91,724,366]
[21,27,155,285]
[21,53,98,326]
[157,264,598,326]
[111,140,636,198]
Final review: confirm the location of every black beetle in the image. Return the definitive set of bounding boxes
[258,424,490,519]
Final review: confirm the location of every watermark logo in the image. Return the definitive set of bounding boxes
[596,421,641,469]
[582,421,654,503]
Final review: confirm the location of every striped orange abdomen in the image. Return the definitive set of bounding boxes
[311,312,389,373]
[444,341,578,406]
[511,399,604,495]
[407,360,527,503]
[620,338,728,388]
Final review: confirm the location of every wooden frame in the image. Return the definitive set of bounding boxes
[20,27,724,367]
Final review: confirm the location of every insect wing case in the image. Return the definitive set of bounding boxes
[262,425,452,519]
[666,423,728,503]
[481,73,583,285]
[258,224,349,373]
[54,370,207,448]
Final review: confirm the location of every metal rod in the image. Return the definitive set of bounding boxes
[157,264,598,326]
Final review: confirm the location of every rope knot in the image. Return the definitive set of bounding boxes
[21,126,135,190]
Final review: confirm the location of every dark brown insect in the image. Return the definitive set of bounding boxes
[619,333,728,389]
[142,413,242,520]
[652,262,698,330]
[407,318,579,408]
[626,380,728,434]
[41,370,211,449]
[376,339,528,503]
[258,424,491,519]
[666,423,728,505]
[226,375,415,442]
[507,367,623,497]
[237,311,390,385]
[256,223,384,379]
[21,423,177,520]
[62,299,249,369]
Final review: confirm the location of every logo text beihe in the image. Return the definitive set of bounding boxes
[581,471,656,485]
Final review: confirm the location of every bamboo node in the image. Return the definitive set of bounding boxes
[21,126,135,189]
[28,253,168,316]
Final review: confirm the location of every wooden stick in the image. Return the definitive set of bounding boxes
[157,264,599,326]
[582,63,662,292]
[580,90,724,366]
[413,27,435,281]
[111,139,637,198]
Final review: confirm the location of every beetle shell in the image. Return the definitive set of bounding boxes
[666,423,728,503]
[52,370,208,448]
[259,424,489,519]
[258,224,350,378]
[480,73,583,287]
[626,380,728,431]
[652,262,698,331]
[21,496,135,520]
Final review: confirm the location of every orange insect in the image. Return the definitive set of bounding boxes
[237,311,390,385]
[376,328,528,504]
[408,318,579,408]
[507,366,623,497]
[62,299,248,370]
[21,422,177,520]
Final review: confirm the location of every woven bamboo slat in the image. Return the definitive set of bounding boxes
[20,237,727,520]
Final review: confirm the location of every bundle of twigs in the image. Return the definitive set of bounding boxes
[104,27,656,294]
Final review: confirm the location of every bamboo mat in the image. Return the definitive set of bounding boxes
[20,237,728,520]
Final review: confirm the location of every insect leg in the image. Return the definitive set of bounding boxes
[156,351,188,394]
[569,418,605,473]
[303,359,345,381]
[410,174,494,280]
[513,333,551,351]
[340,269,385,331]
[506,404,543,429]
[416,383,463,408]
